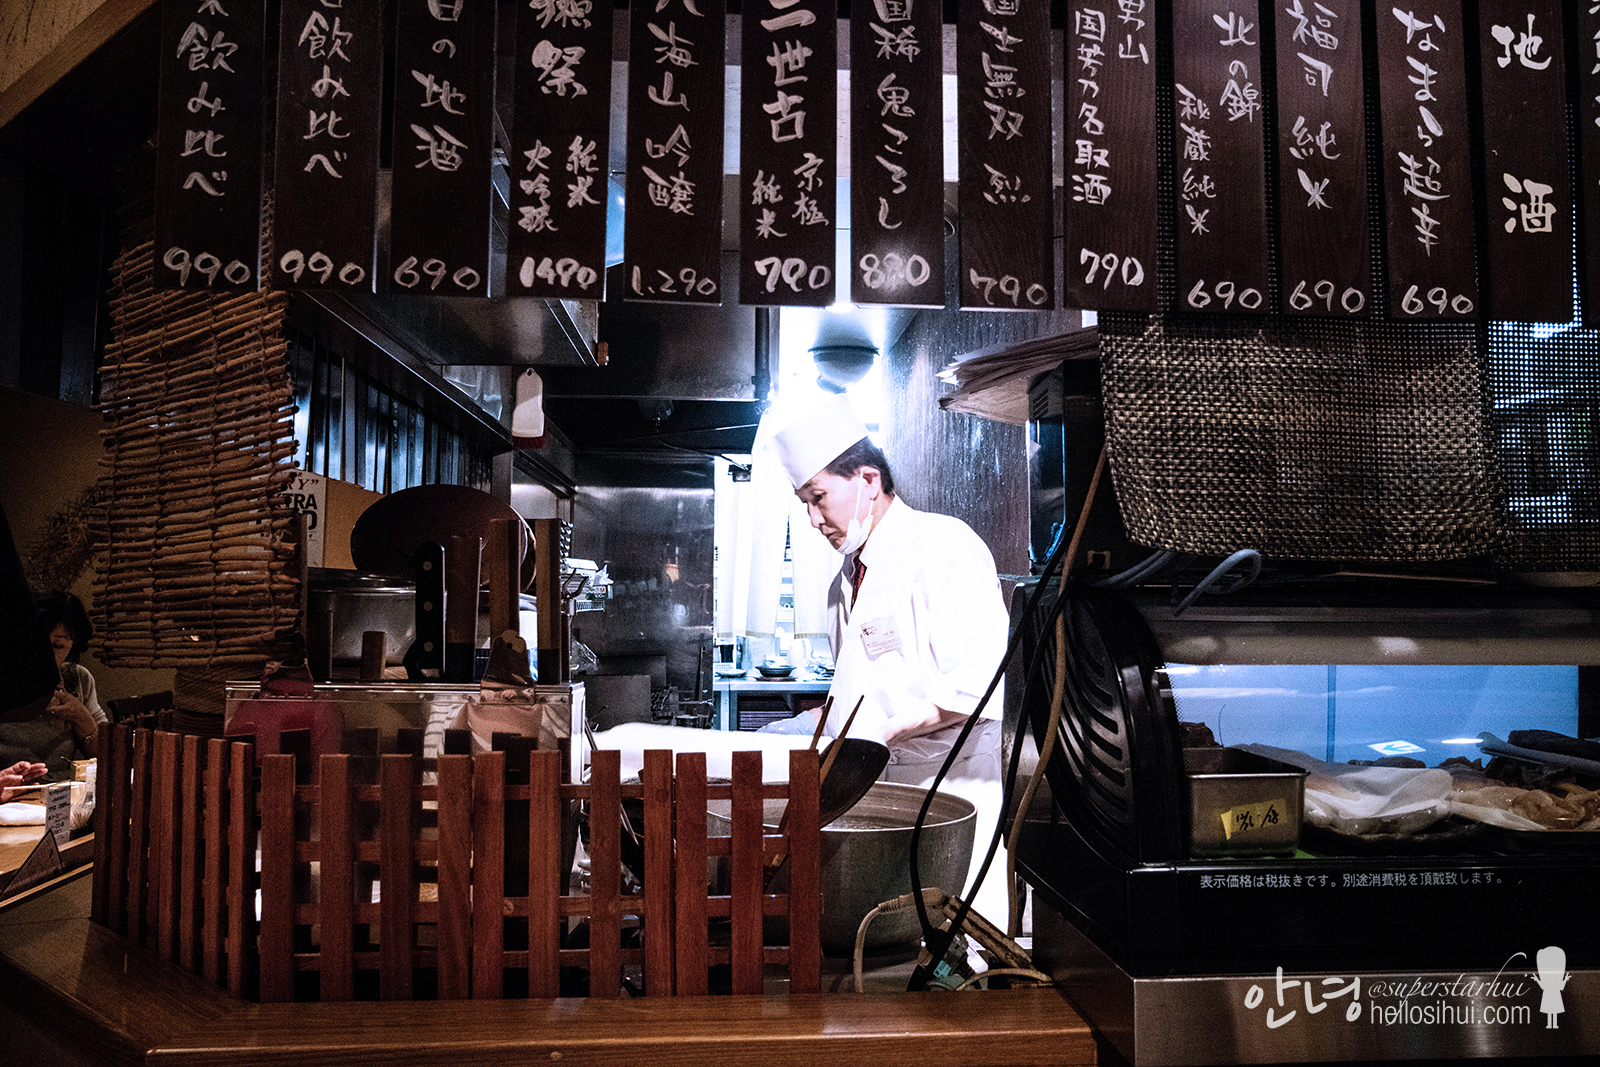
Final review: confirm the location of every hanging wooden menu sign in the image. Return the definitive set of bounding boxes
[957,0,1054,310]
[624,0,726,304]
[1578,3,1600,326]
[1373,2,1476,320]
[388,0,495,298]
[1062,1,1157,311]
[849,0,944,307]
[154,0,266,291]
[272,0,383,292]
[740,0,836,306]
[1273,0,1369,317]
[505,0,614,300]
[1475,1,1571,324]
[1171,0,1268,314]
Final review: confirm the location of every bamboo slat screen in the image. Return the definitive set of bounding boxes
[92,165,300,669]
[92,724,823,1001]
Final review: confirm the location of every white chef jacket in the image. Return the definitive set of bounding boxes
[819,496,1008,769]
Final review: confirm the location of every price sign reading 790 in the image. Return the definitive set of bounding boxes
[957,0,1053,311]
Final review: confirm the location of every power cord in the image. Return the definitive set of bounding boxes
[1172,548,1262,616]
[905,445,1103,991]
[1004,445,1106,936]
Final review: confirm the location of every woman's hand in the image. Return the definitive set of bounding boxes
[1,760,47,802]
[47,688,99,757]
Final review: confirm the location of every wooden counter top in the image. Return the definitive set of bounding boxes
[0,875,1100,1067]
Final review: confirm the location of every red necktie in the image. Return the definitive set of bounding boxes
[851,558,867,604]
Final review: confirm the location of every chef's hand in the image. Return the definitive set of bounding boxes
[1,760,47,801]
[880,705,967,748]
[47,688,99,757]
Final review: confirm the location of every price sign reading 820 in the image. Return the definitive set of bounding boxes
[859,253,933,292]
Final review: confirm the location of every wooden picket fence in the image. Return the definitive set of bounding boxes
[90,724,822,1000]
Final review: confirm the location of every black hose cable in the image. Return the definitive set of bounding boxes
[903,514,1073,990]
[1171,548,1262,617]
[907,546,1095,991]
[906,445,1105,990]
[1088,548,1182,589]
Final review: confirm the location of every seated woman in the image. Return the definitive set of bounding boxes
[38,591,107,732]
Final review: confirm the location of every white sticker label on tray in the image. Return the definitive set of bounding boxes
[1221,798,1288,840]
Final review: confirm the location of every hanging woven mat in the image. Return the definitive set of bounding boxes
[91,156,299,669]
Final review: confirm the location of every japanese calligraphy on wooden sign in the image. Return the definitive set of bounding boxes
[272,0,382,292]
[388,0,495,298]
[1373,2,1476,319]
[1172,0,1269,314]
[624,0,727,304]
[740,0,836,306]
[849,0,944,307]
[506,0,613,300]
[155,0,265,291]
[1062,0,1157,312]
[957,0,1054,310]
[1577,3,1600,326]
[1273,0,1369,317]
[1475,1,1571,324]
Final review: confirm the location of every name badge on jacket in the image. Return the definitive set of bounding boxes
[859,617,902,658]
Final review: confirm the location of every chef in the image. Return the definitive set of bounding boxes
[763,394,1011,916]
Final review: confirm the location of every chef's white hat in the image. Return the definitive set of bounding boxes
[767,393,870,489]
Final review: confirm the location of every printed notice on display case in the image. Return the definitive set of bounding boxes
[739,0,836,306]
[272,0,382,292]
[1272,0,1369,317]
[1062,0,1157,312]
[1475,0,1572,324]
[957,0,1055,310]
[849,0,944,307]
[1171,0,1270,315]
[387,0,495,298]
[154,0,265,291]
[505,0,613,300]
[624,0,727,304]
[1373,2,1476,319]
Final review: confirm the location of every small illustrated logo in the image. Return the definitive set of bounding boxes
[1532,946,1570,1030]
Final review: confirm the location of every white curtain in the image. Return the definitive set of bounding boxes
[714,413,791,649]
[788,497,839,662]
[715,403,850,666]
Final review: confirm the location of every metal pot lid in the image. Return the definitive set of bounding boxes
[308,567,415,593]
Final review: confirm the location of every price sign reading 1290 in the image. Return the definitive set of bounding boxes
[630,266,719,300]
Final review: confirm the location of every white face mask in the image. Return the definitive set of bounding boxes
[836,481,875,555]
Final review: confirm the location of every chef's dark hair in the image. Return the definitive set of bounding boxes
[37,590,92,661]
[824,438,895,496]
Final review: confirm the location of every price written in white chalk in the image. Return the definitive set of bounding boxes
[630,265,718,298]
